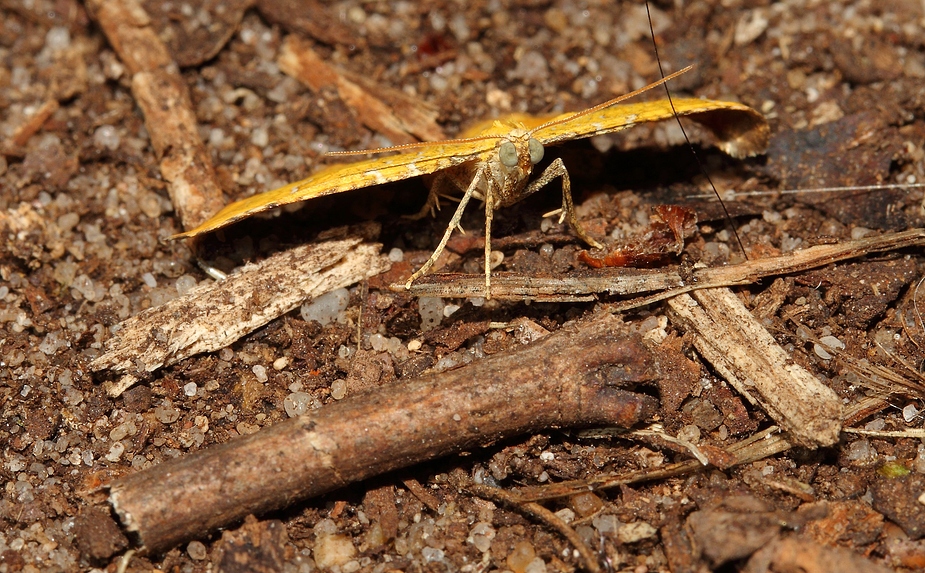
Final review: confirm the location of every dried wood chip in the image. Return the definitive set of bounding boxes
[667,287,842,448]
[91,234,390,396]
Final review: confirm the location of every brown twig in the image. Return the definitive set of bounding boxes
[86,0,225,230]
[512,425,793,503]
[511,395,885,505]
[278,35,444,145]
[107,314,658,553]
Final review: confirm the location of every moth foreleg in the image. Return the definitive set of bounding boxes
[405,173,450,221]
[483,185,494,299]
[404,166,485,289]
[525,158,603,250]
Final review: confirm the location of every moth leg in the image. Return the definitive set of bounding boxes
[405,173,449,221]
[405,166,485,289]
[524,158,603,249]
[483,186,494,299]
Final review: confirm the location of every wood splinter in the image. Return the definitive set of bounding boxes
[107,314,658,554]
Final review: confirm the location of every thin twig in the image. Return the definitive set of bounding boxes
[399,228,925,303]
[465,482,602,573]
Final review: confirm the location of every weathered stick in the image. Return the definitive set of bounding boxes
[667,288,842,447]
[108,314,658,553]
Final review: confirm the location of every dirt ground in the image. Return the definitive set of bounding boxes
[2,0,925,572]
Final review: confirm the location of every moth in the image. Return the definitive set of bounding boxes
[174,67,769,297]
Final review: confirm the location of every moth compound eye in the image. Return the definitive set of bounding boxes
[528,138,544,164]
[499,141,518,167]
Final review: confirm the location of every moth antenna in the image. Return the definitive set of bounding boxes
[646,1,749,261]
[529,66,692,134]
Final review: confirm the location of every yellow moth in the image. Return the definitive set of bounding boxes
[174,67,769,297]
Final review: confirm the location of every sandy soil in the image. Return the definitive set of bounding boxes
[2,0,925,571]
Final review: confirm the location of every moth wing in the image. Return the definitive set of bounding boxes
[532,98,769,158]
[174,139,495,238]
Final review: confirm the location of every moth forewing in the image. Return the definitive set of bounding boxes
[172,137,499,238]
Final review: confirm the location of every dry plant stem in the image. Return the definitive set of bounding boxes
[87,0,225,229]
[108,314,658,553]
[513,425,793,503]
[400,228,925,302]
[668,288,842,448]
[91,230,389,396]
[465,483,602,573]
[516,393,887,503]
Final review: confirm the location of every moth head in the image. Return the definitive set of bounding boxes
[498,137,545,168]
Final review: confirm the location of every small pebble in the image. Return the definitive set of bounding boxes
[592,514,621,534]
[525,557,547,573]
[569,491,604,517]
[388,247,404,262]
[507,540,536,573]
[252,364,268,383]
[187,540,207,560]
[251,127,269,147]
[845,439,874,462]
[369,333,388,352]
[175,274,198,295]
[93,125,120,151]
[467,522,496,553]
[105,441,124,462]
[617,521,657,544]
[301,288,350,325]
[154,401,181,423]
[284,392,315,417]
[678,424,701,444]
[183,382,198,397]
[45,26,71,50]
[313,534,356,569]
[904,403,920,423]
[331,379,347,400]
[422,547,445,563]
[418,297,444,331]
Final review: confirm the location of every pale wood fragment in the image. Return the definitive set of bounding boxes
[667,288,842,447]
[91,234,390,396]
